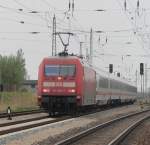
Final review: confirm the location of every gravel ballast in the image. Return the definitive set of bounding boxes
[119,118,150,145]
[0,104,148,145]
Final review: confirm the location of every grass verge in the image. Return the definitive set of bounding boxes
[0,92,38,112]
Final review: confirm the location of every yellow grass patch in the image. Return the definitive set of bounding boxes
[0,92,38,112]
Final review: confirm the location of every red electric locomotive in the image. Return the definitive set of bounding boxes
[37,54,137,115]
[37,55,96,115]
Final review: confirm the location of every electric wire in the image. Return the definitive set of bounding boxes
[116,0,150,55]
[0,37,50,42]
[39,0,71,29]
[0,17,49,28]
[12,0,48,22]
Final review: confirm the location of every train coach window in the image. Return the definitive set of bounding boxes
[99,77,108,88]
[60,65,76,76]
[45,65,59,76]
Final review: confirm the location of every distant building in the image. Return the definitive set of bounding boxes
[21,80,37,92]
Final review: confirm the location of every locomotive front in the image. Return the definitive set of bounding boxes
[37,56,83,115]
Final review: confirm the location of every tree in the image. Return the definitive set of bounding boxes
[0,49,27,91]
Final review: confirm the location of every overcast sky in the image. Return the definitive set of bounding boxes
[0,0,150,89]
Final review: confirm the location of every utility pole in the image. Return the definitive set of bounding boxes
[72,0,75,17]
[135,70,138,88]
[68,0,75,17]
[67,0,75,33]
[143,70,145,98]
[145,64,147,97]
[140,63,144,98]
[84,34,89,61]
[80,42,83,57]
[90,28,93,64]
[52,15,56,56]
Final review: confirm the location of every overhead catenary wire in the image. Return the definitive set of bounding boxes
[0,37,50,42]
[116,0,150,55]
[0,1,149,54]
[0,17,49,28]
[0,2,75,34]
[40,0,57,11]
[0,3,51,25]
[0,31,49,34]
[12,0,48,22]
[0,1,149,36]
[1,0,150,14]
[0,2,144,41]
[39,0,71,29]
[13,0,30,10]
[39,0,88,36]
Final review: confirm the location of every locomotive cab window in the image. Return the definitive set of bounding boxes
[60,65,76,76]
[45,65,59,76]
[44,64,76,76]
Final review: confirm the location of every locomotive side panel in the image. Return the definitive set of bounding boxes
[37,62,44,105]
[75,61,84,106]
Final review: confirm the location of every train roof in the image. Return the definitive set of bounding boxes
[43,55,81,61]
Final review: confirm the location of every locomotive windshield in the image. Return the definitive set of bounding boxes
[45,65,76,76]
[45,65,59,76]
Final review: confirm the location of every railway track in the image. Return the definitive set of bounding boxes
[0,115,70,136]
[0,104,114,119]
[55,109,150,145]
[0,105,148,139]
[0,114,49,127]
[108,115,150,145]
[0,105,133,137]
[0,109,44,118]
[0,109,70,136]
[0,107,109,136]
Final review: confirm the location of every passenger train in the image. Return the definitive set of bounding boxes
[37,54,137,115]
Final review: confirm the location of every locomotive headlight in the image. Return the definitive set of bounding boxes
[37,96,42,106]
[68,89,76,93]
[57,76,62,80]
[38,96,42,99]
[42,88,50,93]
[76,96,81,99]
